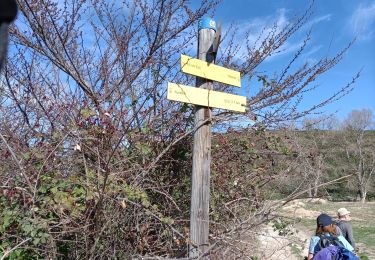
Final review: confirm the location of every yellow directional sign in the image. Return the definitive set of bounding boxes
[167,82,246,112]
[181,54,241,87]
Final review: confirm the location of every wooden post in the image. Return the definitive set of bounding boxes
[189,17,216,259]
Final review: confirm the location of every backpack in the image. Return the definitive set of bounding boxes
[335,247,359,260]
[313,246,338,260]
[312,235,359,260]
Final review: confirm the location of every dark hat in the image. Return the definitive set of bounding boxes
[0,0,18,24]
[317,213,334,227]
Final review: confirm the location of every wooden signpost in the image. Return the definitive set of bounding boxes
[166,17,246,259]
[167,83,246,112]
[180,54,241,87]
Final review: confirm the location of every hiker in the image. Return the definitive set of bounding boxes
[336,208,356,249]
[307,213,354,260]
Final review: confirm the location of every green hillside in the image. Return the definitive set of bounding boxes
[212,129,375,202]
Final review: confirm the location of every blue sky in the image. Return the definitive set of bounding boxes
[213,0,375,121]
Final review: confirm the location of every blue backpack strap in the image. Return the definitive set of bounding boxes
[319,234,345,248]
[318,234,332,249]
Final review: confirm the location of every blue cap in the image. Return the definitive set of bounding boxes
[317,214,334,227]
[198,17,216,31]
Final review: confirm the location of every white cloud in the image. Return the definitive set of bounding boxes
[225,9,330,63]
[349,2,375,41]
[302,44,323,58]
[224,8,290,61]
[308,14,332,26]
[235,8,288,48]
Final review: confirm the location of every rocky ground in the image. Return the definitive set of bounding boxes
[257,199,318,259]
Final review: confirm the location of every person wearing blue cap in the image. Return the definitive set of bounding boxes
[307,213,354,260]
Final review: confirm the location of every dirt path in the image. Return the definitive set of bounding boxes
[257,200,322,259]
[258,222,311,259]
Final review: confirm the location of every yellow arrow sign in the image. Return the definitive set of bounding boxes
[181,54,241,87]
[167,82,246,112]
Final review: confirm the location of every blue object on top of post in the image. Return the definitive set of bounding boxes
[198,17,216,31]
